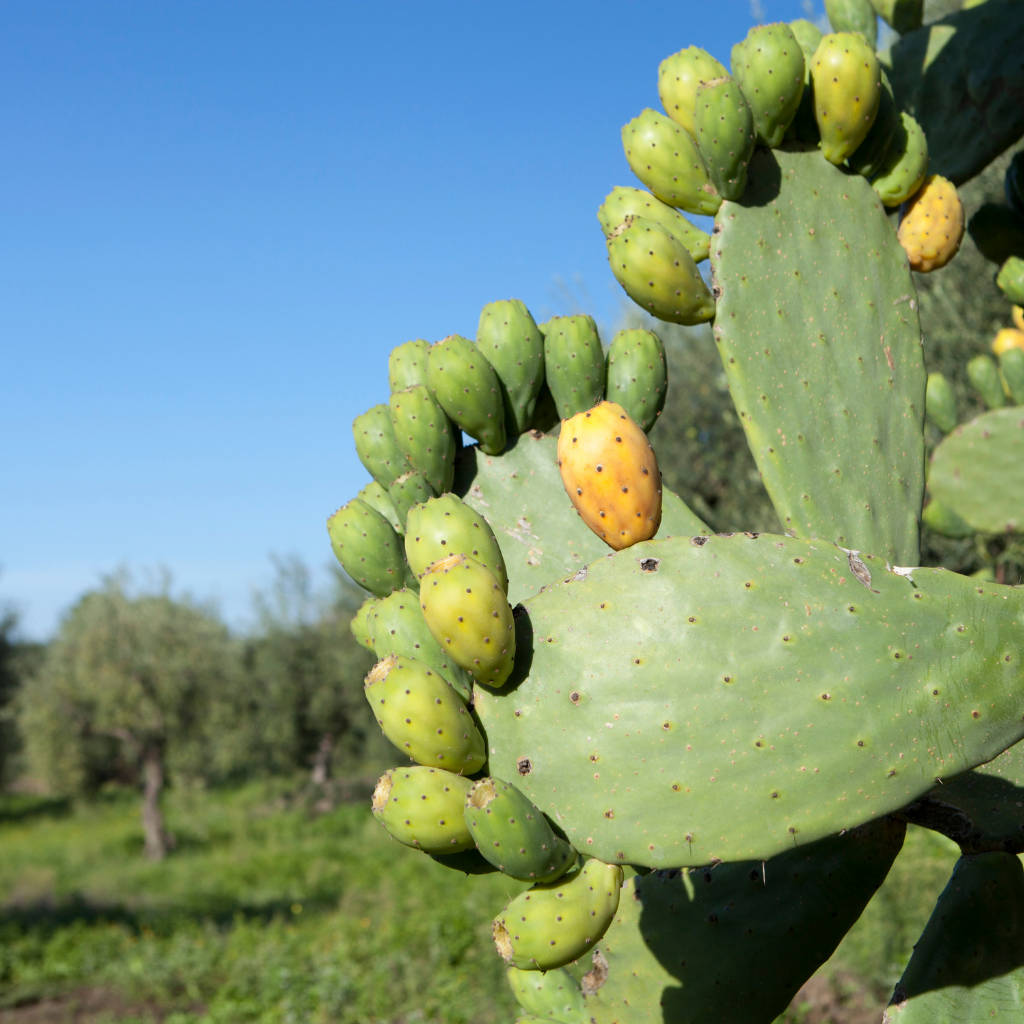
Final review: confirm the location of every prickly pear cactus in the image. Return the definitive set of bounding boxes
[334,4,1024,1022]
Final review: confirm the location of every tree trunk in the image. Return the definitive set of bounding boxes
[310,732,335,787]
[141,743,171,860]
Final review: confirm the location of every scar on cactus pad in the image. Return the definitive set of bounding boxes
[556,400,662,550]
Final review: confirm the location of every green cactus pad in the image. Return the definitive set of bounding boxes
[927,407,1024,534]
[389,384,458,496]
[604,328,668,432]
[597,187,710,264]
[451,431,708,607]
[578,817,905,1024]
[885,852,1024,1022]
[541,315,606,421]
[427,333,507,455]
[388,338,431,392]
[711,146,925,564]
[327,498,409,597]
[474,531,1024,867]
[887,0,1024,185]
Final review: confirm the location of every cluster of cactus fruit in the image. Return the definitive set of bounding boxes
[332,1,1024,1021]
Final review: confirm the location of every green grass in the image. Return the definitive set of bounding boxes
[0,782,961,1024]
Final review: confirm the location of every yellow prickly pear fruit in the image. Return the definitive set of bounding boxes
[897,174,965,273]
[556,400,662,551]
[1012,305,1024,332]
[992,327,1024,356]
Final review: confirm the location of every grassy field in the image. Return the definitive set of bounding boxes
[0,780,960,1023]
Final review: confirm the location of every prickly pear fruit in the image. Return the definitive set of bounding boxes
[364,655,486,773]
[405,493,509,593]
[868,0,922,34]
[621,109,720,216]
[846,70,901,181]
[476,299,546,437]
[997,256,1024,306]
[540,315,606,420]
[604,327,667,432]
[353,404,409,490]
[371,766,475,854]
[596,186,710,263]
[557,400,662,551]
[419,553,516,689]
[657,46,727,136]
[1015,306,1024,332]
[605,216,715,326]
[925,372,958,434]
[368,587,474,702]
[967,354,1006,409]
[350,595,379,651]
[897,174,965,273]
[491,858,623,971]
[426,334,506,456]
[998,347,1024,405]
[505,966,585,1022]
[869,111,928,207]
[389,384,457,495]
[388,338,431,392]
[693,76,756,201]
[327,498,409,597]
[387,470,435,530]
[825,0,877,46]
[356,479,403,534]
[465,777,576,883]
[811,32,881,165]
[731,23,806,148]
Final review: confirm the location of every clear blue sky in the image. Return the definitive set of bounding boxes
[2,0,820,640]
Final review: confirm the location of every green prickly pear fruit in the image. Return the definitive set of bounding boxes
[476,299,546,437]
[364,655,486,773]
[921,499,974,538]
[368,587,474,702]
[540,315,606,420]
[426,334,507,456]
[350,595,380,651]
[491,858,623,971]
[419,553,516,689]
[657,46,727,136]
[596,186,710,263]
[925,372,958,434]
[557,400,662,550]
[465,777,576,882]
[998,346,1024,405]
[604,328,667,432]
[388,470,435,530]
[405,493,509,593]
[371,766,475,854]
[825,0,878,46]
[389,384,457,495]
[357,479,403,534]
[897,174,965,273]
[997,256,1024,306]
[731,23,806,148]
[621,109,721,216]
[846,70,901,181]
[605,216,715,326]
[811,32,881,165]
[388,338,431,392]
[353,404,409,490]
[693,76,756,201]
[967,354,1007,409]
[868,0,922,34]
[327,498,408,597]
[785,19,824,144]
[505,965,585,1022]
[869,111,929,207]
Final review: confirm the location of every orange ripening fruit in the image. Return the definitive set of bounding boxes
[992,327,1024,356]
[897,174,964,273]
[557,400,662,550]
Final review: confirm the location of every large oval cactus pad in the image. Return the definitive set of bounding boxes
[452,431,707,607]
[711,147,925,565]
[474,531,1024,867]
